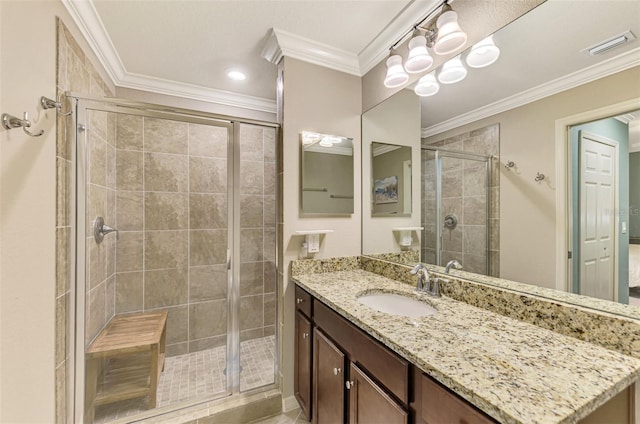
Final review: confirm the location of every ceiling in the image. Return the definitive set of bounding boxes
[65,1,638,123]
[419,0,640,134]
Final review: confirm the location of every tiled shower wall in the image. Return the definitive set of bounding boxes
[421,123,500,277]
[56,19,115,423]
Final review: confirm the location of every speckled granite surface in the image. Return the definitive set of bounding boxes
[293,269,640,424]
[360,256,640,360]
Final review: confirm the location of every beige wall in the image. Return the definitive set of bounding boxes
[280,57,362,402]
[362,89,421,254]
[0,1,114,421]
[424,66,640,288]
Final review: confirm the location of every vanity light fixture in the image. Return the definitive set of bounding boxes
[432,4,467,55]
[466,35,500,68]
[384,52,410,88]
[437,56,467,84]
[382,0,466,89]
[404,31,434,74]
[414,71,440,96]
[301,131,322,145]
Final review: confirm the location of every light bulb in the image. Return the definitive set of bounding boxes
[404,34,434,74]
[433,10,467,55]
[438,56,467,84]
[319,137,333,148]
[466,35,500,68]
[414,72,440,97]
[384,54,409,88]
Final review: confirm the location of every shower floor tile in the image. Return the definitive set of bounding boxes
[94,335,275,424]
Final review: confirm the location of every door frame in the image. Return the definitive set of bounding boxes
[554,98,640,293]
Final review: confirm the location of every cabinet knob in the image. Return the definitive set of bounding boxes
[333,367,341,376]
[302,332,309,339]
[296,298,304,304]
[346,381,355,390]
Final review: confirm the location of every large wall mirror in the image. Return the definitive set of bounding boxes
[361,0,640,317]
[301,131,354,214]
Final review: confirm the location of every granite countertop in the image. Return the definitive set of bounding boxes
[293,269,640,424]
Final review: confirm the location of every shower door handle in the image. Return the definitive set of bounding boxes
[227,249,231,270]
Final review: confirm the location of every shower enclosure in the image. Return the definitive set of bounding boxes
[421,147,492,276]
[72,96,278,423]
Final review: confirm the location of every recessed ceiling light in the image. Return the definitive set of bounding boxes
[227,70,246,81]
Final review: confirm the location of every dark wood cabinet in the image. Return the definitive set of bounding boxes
[294,310,312,420]
[348,362,409,424]
[313,327,346,424]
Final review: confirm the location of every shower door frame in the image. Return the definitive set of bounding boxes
[422,146,492,275]
[70,95,280,423]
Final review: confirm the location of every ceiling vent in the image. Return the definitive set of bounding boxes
[582,30,636,56]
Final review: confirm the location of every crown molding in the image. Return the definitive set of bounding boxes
[421,47,640,138]
[62,0,276,114]
[262,28,361,76]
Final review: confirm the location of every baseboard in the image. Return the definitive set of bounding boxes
[282,395,300,413]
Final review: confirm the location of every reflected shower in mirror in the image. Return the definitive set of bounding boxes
[371,142,412,217]
[301,131,354,214]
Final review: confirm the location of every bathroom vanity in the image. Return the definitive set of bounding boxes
[292,259,640,424]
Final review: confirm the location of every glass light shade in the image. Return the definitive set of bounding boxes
[384,54,409,88]
[319,137,333,148]
[438,56,467,84]
[414,72,440,97]
[404,35,434,73]
[433,10,467,55]
[466,35,500,68]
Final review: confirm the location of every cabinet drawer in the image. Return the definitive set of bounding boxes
[295,285,312,318]
[314,300,409,405]
[420,373,495,424]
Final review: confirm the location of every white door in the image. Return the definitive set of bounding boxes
[579,131,617,301]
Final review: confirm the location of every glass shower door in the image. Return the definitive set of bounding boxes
[422,147,491,275]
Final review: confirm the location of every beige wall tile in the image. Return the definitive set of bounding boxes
[462,252,487,274]
[116,114,143,150]
[463,196,487,225]
[106,275,115,321]
[88,132,106,186]
[442,168,463,198]
[189,300,227,339]
[264,195,276,227]
[189,265,227,302]
[442,227,462,253]
[166,342,189,357]
[189,335,226,353]
[116,150,143,190]
[55,227,70,297]
[264,162,276,195]
[106,143,116,189]
[89,109,108,141]
[263,127,276,163]
[240,195,264,228]
[190,229,227,266]
[240,229,263,263]
[115,271,143,313]
[56,158,70,227]
[190,157,227,193]
[144,267,188,309]
[55,294,67,366]
[240,328,264,342]
[263,261,276,294]
[116,191,143,231]
[88,238,107,289]
[240,162,264,195]
[189,123,228,158]
[144,117,188,154]
[240,295,263,331]
[144,230,188,270]
[144,192,188,230]
[116,231,144,272]
[163,305,189,345]
[263,229,275,262]
[463,166,487,197]
[264,293,276,327]
[189,194,227,229]
[463,225,487,254]
[86,282,106,345]
[144,152,188,192]
[240,262,264,296]
[240,125,264,161]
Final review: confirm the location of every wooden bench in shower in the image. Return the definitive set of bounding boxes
[85,311,168,422]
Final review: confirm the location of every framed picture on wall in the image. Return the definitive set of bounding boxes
[374,176,398,204]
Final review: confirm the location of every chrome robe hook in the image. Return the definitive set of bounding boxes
[40,96,72,116]
[1,112,44,137]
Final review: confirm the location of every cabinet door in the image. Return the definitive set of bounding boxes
[313,328,346,424]
[295,311,312,420]
[348,363,408,424]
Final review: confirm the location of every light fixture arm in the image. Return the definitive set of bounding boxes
[388,0,447,52]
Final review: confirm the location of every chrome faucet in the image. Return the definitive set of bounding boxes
[411,263,440,296]
[445,259,463,274]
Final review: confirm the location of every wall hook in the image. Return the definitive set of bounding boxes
[535,172,545,182]
[41,96,72,116]
[504,160,515,170]
[1,112,44,137]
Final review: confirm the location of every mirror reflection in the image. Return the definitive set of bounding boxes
[301,131,354,214]
[371,142,412,217]
[361,0,640,316]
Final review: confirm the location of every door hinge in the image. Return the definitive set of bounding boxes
[568,251,572,259]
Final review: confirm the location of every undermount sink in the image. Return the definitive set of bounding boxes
[357,292,437,318]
